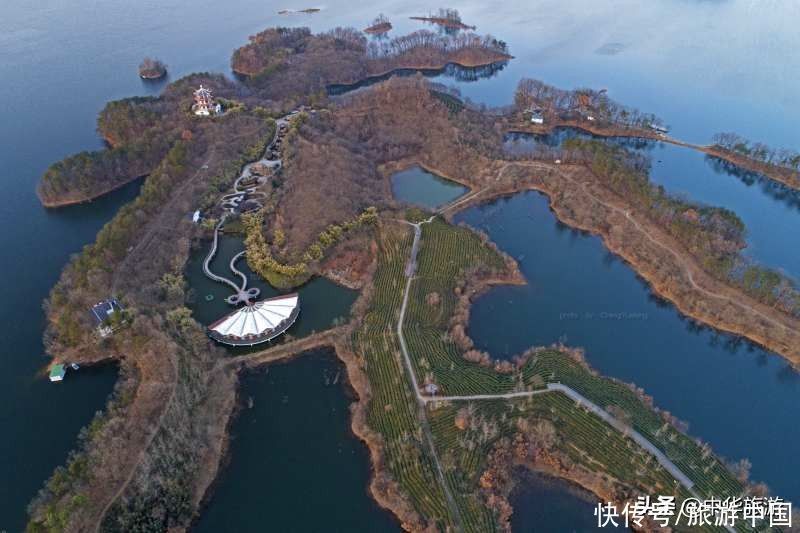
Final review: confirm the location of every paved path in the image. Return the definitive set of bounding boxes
[223,328,344,369]
[394,211,704,512]
[199,114,293,300]
[229,251,248,290]
[201,215,241,293]
[429,383,693,490]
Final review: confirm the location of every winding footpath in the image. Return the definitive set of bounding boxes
[395,211,736,530]
[201,215,241,292]
[200,114,291,296]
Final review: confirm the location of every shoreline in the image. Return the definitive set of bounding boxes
[507,120,800,193]
[440,160,800,367]
[328,55,512,91]
[38,174,146,208]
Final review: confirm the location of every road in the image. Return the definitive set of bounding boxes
[395,209,708,517]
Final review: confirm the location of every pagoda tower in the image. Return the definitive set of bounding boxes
[193,85,217,116]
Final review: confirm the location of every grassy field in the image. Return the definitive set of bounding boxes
[352,216,752,532]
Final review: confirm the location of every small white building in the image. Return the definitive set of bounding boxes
[49,364,66,382]
[527,107,545,125]
[424,383,439,395]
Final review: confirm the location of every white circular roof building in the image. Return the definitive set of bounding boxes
[208,293,299,346]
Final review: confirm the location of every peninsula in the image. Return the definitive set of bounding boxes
[28,25,792,533]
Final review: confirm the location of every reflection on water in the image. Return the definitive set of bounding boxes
[327,60,508,96]
[184,233,357,352]
[390,165,468,209]
[511,470,607,532]
[457,191,800,503]
[5,0,800,527]
[503,127,800,279]
[194,349,399,533]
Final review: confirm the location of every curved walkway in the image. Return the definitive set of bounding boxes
[229,251,248,290]
[201,215,241,293]
[199,113,293,301]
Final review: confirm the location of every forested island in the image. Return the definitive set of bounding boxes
[410,8,476,30]
[138,57,167,80]
[28,23,799,533]
[364,14,392,35]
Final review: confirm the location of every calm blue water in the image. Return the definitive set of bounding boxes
[194,349,399,533]
[511,471,609,532]
[457,191,800,503]
[391,165,468,209]
[185,234,357,339]
[4,0,800,529]
[504,129,800,280]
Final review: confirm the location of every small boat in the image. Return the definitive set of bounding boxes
[70,362,80,371]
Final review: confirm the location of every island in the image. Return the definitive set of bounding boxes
[364,14,393,35]
[27,24,795,533]
[410,8,476,31]
[138,57,167,80]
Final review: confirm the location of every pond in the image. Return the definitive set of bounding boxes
[456,191,800,503]
[390,165,468,210]
[193,349,399,533]
[185,233,357,348]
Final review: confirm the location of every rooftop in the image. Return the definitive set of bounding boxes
[208,294,299,346]
[90,299,122,326]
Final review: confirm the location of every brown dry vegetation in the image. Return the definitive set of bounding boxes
[31,41,800,531]
[231,26,509,104]
[37,74,246,207]
[29,96,275,530]
[273,76,502,258]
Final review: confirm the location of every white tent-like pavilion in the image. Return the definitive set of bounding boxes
[208,294,299,346]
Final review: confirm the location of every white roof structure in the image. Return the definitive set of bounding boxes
[208,294,299,346]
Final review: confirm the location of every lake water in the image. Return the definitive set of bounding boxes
[391,165,468,209]
[504,128,800,280]
[510,471,608,532]
[194,349,399,533]
[4,0,800,530]
[456,191,800,503]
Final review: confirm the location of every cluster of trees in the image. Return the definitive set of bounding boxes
[365,14,392,34]
[514,78,665,130]
[231,27,315,77]
[565,139,800,317]
[37,133,174,205]
[411,8,474,31]
[97,97,164,147]
[435,8,462,22]
[138,57,167,79]
[712,132,800,171]
[231,25,509,104]
[243,206,378,287]
[731,260,800,316]
[366,30,508,62]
